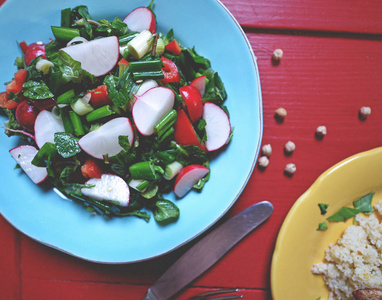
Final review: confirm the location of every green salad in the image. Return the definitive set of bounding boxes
[1,2,232,225]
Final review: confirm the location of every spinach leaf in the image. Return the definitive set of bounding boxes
[104,67,135,108]
[54,132,81,158]
[96,17,129,37]
[57,50,98,87]
[31,142,58,167]
[326,207,360,222]
[153,199,180,225]
[353,193,374,215]
[23,80,54,99]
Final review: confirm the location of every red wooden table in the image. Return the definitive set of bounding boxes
[1,0,382,299]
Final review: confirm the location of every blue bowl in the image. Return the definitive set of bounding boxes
[0,0,262,263]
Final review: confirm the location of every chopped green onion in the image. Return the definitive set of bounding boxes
[69,110,85,136]
[61,8,72,27]
[59,107,74,134]
[57,89,76,104]
[129,161,163,180]
[128,29,153,60]
[71,97,94,115]
[129,59,162,72]
[154,109,177,138]
[155,37,165,56]
[129,178,150,192]
[85,105,115,122]
[51,26,80,42]
[164,161,183,180]
[132,71,164,81]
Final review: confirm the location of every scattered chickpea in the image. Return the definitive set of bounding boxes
[258,156,269,168]
[261,144,272,157]
[359,106,371,119]
[275,107,287,121]
[272,49,283,61]
[284,163,296,176]
[284,141,296,154]
[315,125,327,138]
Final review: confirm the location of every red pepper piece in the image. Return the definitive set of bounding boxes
[81,158,103,179]
[87,85,113,108]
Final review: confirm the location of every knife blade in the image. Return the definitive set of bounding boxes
[143,201,273,300]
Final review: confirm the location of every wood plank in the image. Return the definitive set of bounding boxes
[221,0,382,35]
[0,217,21,299]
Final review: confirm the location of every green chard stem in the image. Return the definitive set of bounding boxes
[69,110,85,136]
[51,26,80,42]
[85,105,115,122]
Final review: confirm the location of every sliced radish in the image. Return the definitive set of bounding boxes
[174,164,209,198]
[203,103,231,152]
[190,75,207,97]
[78,117,134,160]
[81,174,130,206]
[136,79,158,96]
[179,85,203,123]
[34,110,65,149]
[9,145,48,184]
[132,86,175,136]
[123,7,156,34]
[60,36,119,77]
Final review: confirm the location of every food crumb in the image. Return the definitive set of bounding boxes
[261,144,272,157]
[315,126,327,138]
[275,107,287,122]
[284,163,296,176]
[284,141,296,154]
[359,106,371,120]
[258,156,269,169]
[272,48,283,61]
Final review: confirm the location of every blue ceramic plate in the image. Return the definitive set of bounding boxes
[0,0,262,263]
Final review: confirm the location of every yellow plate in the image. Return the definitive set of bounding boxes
[271,147,382,299]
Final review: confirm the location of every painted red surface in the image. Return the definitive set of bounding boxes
[1,0,382,299]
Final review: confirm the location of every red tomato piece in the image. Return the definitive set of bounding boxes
[165,40,182,56]
[0,92,18,110]
[87,85,113,108]
[81,158,103,179]
[118,58,129,66]
[160,56,181,85]
[6,69,28,94]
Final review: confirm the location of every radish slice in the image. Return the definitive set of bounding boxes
[190,75,207,97]
[174,164,210,198]
[136,79,158,96]
[78,117,134,159]
[9,145,48,184]
[34,110,65,149]
[123,7,156,34]
[132,87,175,136]
[81,174,130,206]
[60,36,119,77]
[203,102,231,152]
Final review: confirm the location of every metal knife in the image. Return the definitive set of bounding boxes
[143,201,274,300]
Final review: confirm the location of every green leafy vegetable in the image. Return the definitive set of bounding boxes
[353,193,374,215]
[54,132,82,158]
[316,221,328,231]
[326,207,360,222]
[23,80,54,99]
[318,203,328,215]
[153,199,180,225]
